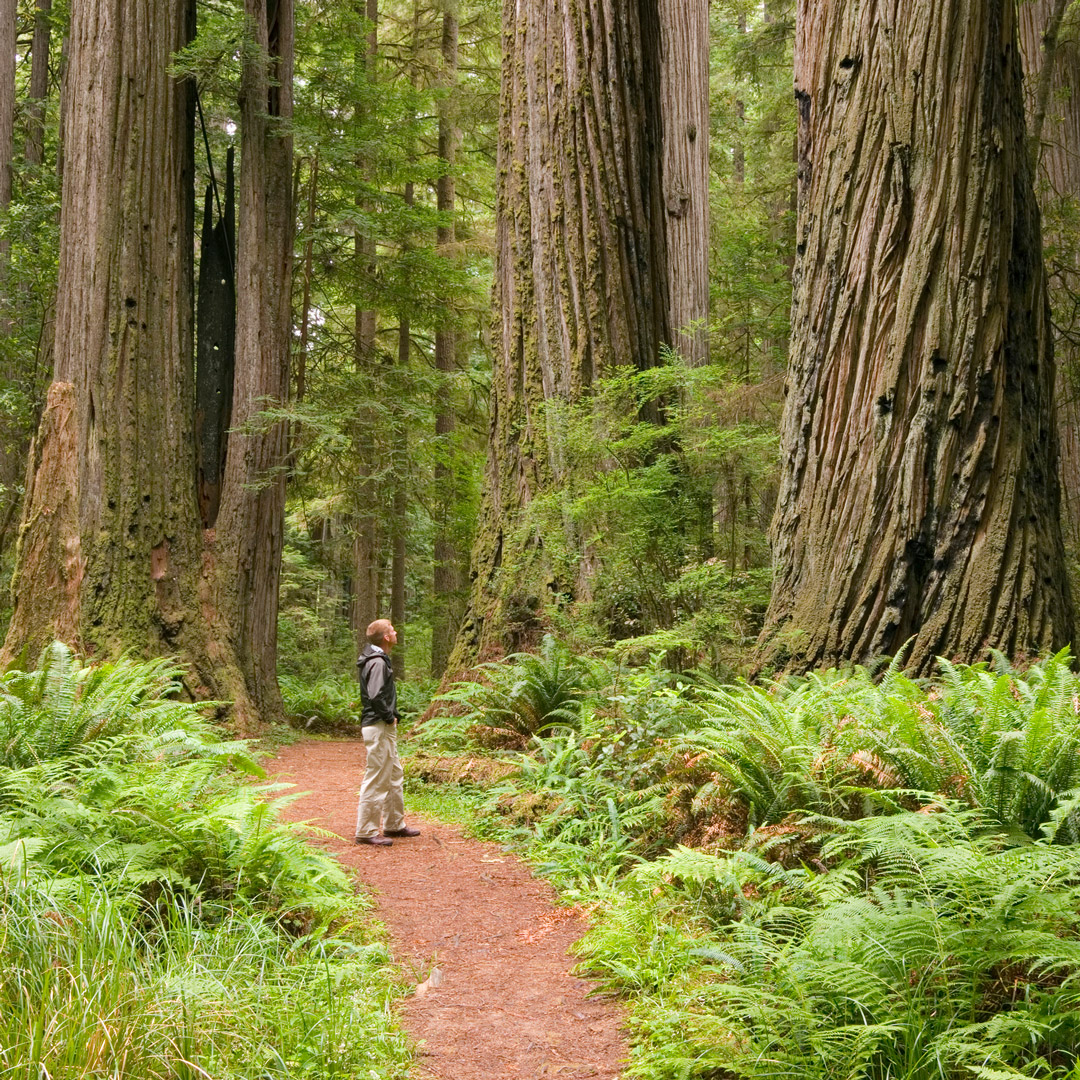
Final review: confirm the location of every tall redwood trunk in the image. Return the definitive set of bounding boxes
[211,0,294,727]
[1018,0,1080,557]
[659,0,709,365]
[448,0,670,671]
[431,0,461,678]
[0,0,14,275]
[757,0,1074,674]
[2,0,227,693]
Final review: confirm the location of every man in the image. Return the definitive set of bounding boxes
[354,619,421,847]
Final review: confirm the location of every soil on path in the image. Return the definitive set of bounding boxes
[267,739,627,1079]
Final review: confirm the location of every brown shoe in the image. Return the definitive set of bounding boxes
[383,826,421,838]
[355,835,393,847]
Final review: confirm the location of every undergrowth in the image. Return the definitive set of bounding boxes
[417,643,1080,1079]
[0,643,412,1079]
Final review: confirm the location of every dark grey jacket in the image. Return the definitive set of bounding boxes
[357,645,398,726]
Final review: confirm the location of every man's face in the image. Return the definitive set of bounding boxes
[384,625,398,649]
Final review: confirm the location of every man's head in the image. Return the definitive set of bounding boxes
[366,619,398,650]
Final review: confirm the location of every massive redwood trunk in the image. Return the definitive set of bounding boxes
[757,0,1074,674]
[211,0,294,727]
[447,0,670,671]
[1018,0,1080,558]
[2,0,226,692]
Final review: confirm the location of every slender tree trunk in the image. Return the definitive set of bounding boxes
[0,0,15,273]
[431,0,461,678]
[447,0,670,672]
[211,0,294,728]
[350,0,380,651]
[757,0,1074,674]
[659,0,709,364]
[392,299,409,682]
[25,0,53,168]
[1018,0,1080,557]
[2,0,229,693]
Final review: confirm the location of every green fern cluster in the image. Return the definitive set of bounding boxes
[435,634,605,742]
[0,643,345,920]
[580,809,1080,1079]
[678,650,1080,839]
[0,644,413,1079]
[279,671,361,730]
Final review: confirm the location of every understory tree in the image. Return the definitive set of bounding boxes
[758,0,1075,673]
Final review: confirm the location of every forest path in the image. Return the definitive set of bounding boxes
[267,739,627,1079]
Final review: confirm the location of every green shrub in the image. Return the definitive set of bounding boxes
[279,672,360,731]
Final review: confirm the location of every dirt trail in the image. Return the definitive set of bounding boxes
[267,739,627,1079]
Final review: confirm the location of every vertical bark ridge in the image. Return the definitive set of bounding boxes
[211,0,294,727]
[3,0,226,691]
[759,0,1073,674]
[448,0,669,669]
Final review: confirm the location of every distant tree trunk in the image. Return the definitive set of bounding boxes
[2,0,228,693]
[0,0,14,271]
[660,0,709,364]
[195,147,236,529]
[25,0,53,168]
[448,0,670,671]
[392,298,409,683]
[350,0,380,651]
[757,0,1074,674]
[1018,0,1080,556]
[211,0,294,728]
[431,0,461,679]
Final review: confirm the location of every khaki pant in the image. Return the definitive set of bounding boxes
[355,722,405,838]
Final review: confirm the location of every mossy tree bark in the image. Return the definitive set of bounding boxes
[757,0,1075,674]
[210,0,294,728]
[448,0,670,671]
[1,0,228,694]
[0,0,14,286]
[1019,0,1080,557]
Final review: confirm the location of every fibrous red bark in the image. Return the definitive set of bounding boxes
[210,0,294,728]
[448,0,670,671]
[758,0,1074,673]
[2,0,227,694]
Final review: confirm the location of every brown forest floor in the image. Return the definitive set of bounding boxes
[267,739,627,1079]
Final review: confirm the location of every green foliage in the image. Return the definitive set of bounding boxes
[279,672,360,730]
[0,879,410,1079]
[0,645,413,1078]
[0,643,344,919]
[435,634,604,741]
[420,646,1080,1080]
[674,651,1080,839]
[581,810,1080,1079]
